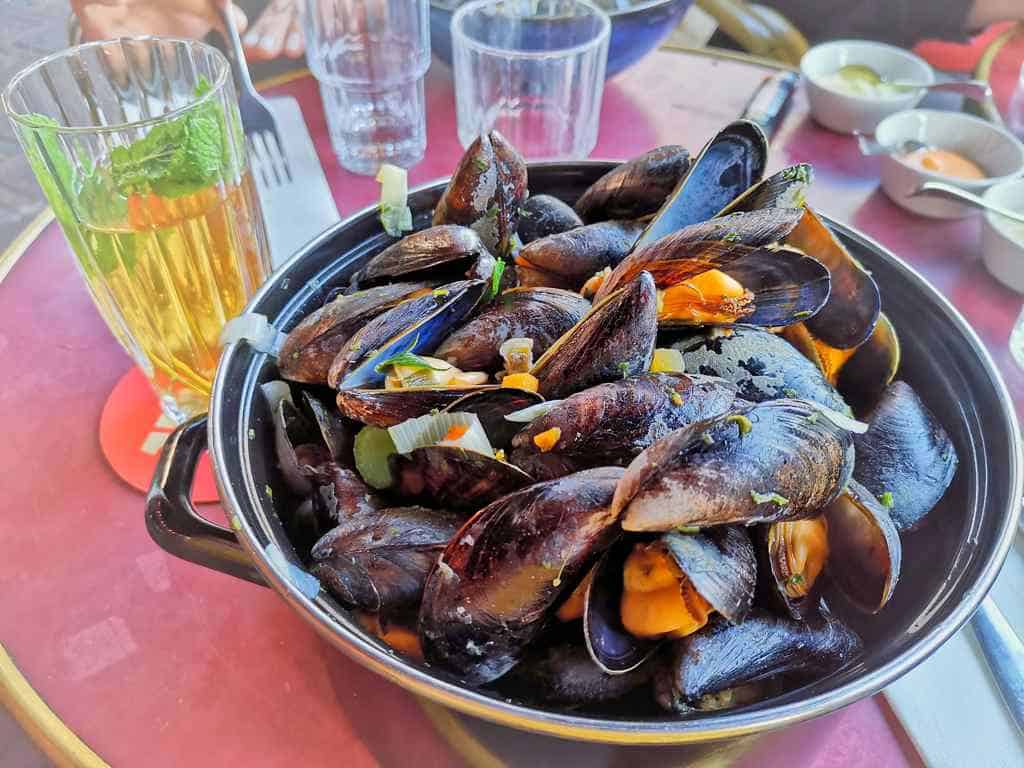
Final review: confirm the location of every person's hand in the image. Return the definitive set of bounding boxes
[242,0,304,61]
[71,0,249,43]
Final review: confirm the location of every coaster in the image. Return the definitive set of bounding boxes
[99,367,219,503]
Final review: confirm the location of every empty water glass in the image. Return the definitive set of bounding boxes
[452,0,610,159]
[303,0,431,175]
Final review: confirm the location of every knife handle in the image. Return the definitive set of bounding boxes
[742,70,799,141]
[972,596,1024,737]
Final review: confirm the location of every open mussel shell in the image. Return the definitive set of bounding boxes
[434,287,591,372]
[531,271,658,399]
[279,282,431,385]
[392,446,533,511]
[311,505,462,616]
[518,194,583,244]
[615,399,856,531]
[823,480,902,614]
[353,225,494,287]
[853,381,958,532]
[718,163,813,216]
[670,325,850,414]
[328,279,487,389]
[500,643,654,709]
[635,121,768,250]
[835,313,901,415]
[336,386,494,428]
[271,396,328,496]
[574,145,691,224]
[654,611,862,713]
[302,392,353,463]
[514,219,646,290]
[509,373,738,481]
[433,130,528,256]
[785,207,880,350]
[442,387,544,449]
[418,467,624,685]
[763,515,829,620]
[584,527,757,675]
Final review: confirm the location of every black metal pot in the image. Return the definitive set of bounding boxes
[146,162,1022,744]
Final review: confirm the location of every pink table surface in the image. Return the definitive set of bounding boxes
[8,46,1019,766]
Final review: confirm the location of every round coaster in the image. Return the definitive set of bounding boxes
[99,367,219,502]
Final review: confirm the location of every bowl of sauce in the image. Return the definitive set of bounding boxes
[875,109,1024,219]
[982,178,1024,292]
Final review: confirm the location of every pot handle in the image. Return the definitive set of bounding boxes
[145,415,267,587]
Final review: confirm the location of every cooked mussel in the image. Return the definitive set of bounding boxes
[614,399,856,531]
[835,313,901,414]
[302,392,353,463]
[574,145,692,224]
[763,516,829,620]
[718,163,813,215]
[336,386,493,428]
[500,643,654,708]
[311,505,462,616]
[353,225,495,287]
[531,272,658,399]
[636,121,768,249]
[267,387,329,497]
[514,220,646,290]
[434,287,591,372]
[279,283,431,385]
[418,467,623,685]
[654,611,862,713]
[509,373,737,480]
[852,381,958,531]
[823,480,902,613]
[584,527,756,674]
[328,279,487,389]
[392,446,533,511]
[670,325,849,414]
[442,387,544,449]
[433,130,528,256]
[518,194,584,243]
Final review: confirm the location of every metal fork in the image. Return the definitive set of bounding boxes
[217,5,293,187]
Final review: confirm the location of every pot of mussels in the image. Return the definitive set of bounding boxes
[146,122,1022,744]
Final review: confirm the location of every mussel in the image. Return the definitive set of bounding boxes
[518,194,584,243]
[823,480,902,614]
[583,527,756,674]
[353,225,495,287]
[614,399,856,531]
[635,121,768,249]
[336,386,493,428]
[531,272,658,399]
[669,325,850,414]
[311,505,463,616]
[763,516,829,620]
[418,467,623,685]
[434,287,591,373]
[654,611,862,713]
[574,145,692,224]
[509,373,738,480]
[835,313,901,414]
[852,381,958,531]
[392,445,533,511]
[328,279,487,389]
[302,391,353,463]
[442,387,544,449]
[514,220,646,291]
[433,130,528,256]
[267,388,330,497]
[279,283,431,384]
[718,163,813,215]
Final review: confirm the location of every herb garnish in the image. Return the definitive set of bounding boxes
[751,490,789,506]
[726,414,753,435]
[879,491,894,508]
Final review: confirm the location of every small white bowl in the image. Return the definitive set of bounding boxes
[875,110,1024,218]
[983,179,1024,292]
[800,40,933,134]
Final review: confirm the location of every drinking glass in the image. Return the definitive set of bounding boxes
[452,0,610,159]
[1008,62,1024,141]
[304,0,431,175]
[3,37,271,421]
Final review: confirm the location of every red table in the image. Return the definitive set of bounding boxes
[4,46,1019,767]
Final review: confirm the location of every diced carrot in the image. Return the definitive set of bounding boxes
[443,424,469,442]
[533,426,561,452]
[501,372,539,392]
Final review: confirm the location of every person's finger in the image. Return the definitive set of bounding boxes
[284,16,304,58]
[243,0,299,60]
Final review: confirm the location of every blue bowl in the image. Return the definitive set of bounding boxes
[430,0,695,79]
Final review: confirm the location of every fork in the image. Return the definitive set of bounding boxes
[217,4,293,187]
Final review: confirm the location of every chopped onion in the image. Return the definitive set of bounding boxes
[220,313,284,355]
[499,337,534,374]
[805,401,868,433]
[504,399,564,423]
[388,411,495,456]
[260,380,293,413]
[377,164,413,237]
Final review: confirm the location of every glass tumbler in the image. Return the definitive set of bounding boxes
[2,37,271,422]
[452,0,610,159]
[304,0,431,175]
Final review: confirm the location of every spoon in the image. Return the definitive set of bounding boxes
[856,133,928,157]
[910,181,1024,224]
[836,64,992,101]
